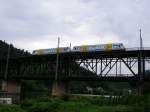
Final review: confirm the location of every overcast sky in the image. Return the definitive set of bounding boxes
[0,0,150,51]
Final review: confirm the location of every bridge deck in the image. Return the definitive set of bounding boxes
[8,49,150,62]
[0,49,150,81]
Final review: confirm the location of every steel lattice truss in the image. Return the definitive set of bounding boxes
[72,57,138,77]
[0,50,150,81]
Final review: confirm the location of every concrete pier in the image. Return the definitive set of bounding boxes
[51,81,68,96]
[1,80,21,103]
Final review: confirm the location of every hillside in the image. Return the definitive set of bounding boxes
[0,40,30,58]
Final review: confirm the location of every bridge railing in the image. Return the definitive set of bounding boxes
[126,47,150,51]
[142,47,150,50]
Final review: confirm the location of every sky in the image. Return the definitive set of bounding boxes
[0,0,150,51]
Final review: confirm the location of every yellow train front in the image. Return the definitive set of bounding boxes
[72,43,125,52]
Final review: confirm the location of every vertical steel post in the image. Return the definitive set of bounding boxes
[120,59,121,75]
[95,59,97,74]
[100,58,102,76]
[4,44,10,80]
[3,44,10,98]
[69,43,72,76]
[0,57,1,74]
[55,37,60,80]
[138,29,144,95]
[140,29,144,80]
[116,59,117,77]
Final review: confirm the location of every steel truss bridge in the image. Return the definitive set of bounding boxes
[0,48,150,82]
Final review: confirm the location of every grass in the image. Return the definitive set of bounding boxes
[1,95,150,112]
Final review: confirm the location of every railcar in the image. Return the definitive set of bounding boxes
[32,47,70,55]
[72,43,125,52]
[32,43,125,55]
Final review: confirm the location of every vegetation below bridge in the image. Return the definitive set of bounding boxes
[1,95,150,112]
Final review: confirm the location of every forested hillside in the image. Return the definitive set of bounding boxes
[0,40,30,58]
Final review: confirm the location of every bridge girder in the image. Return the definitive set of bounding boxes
[0,50,150,81]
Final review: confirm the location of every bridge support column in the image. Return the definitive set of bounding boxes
[51,81,69,96]
[1,80,21,103]
[137,54,145,95]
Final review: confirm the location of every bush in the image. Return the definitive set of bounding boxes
[0,104,25,112]
[28,101,60,112]
[28,98,63,112]
[20,95,150,112]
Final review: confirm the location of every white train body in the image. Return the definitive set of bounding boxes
[72,43,125,52]
[32,47,70,55]
[32,43,125,55]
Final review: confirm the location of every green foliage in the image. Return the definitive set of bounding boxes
[21,80,51,99]
[69,95,150,108]
[0,40,30,58]
[21,99,36,109]
[21,96,63,111]
[28,101,60,112]
[21,97,145,112]
[0,104,25,112]
[2,95,150,112]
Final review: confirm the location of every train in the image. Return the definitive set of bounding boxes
[32,43,125,55]
[32,47,70,55]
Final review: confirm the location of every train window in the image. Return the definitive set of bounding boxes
[113,44,119,48]
[76,47,79,50]
[119,44,121,48]
[32,51,35,54]
[121,44,123,48]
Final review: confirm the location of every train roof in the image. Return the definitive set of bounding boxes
[73,43,124,47]
[33,47,70,51]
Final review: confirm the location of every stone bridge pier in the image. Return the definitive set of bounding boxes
[1,80,21,103]
[52,80,69,96]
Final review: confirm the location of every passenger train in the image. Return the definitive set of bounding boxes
[32,43,125,55]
